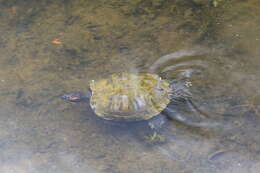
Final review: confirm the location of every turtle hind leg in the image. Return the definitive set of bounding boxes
[164,107,219,128]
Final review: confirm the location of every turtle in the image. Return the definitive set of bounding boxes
[61,72,195,143]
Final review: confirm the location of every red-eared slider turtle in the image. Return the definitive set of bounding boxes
[62,72,197,142]
[90,73,172,121]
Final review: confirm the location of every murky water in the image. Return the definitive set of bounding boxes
[0,0,259,173]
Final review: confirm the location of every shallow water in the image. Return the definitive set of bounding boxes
[0,0,259,173]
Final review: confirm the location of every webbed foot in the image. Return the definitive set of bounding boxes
[145,115,167,144]
[145,131,165,145]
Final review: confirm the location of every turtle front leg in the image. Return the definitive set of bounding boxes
[148,114,167,130]
[145,115,167,144]
[167,80,219,127]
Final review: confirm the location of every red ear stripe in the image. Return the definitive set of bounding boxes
[61,92,88,102]
[68,96,81,101]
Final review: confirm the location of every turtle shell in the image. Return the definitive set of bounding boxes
[89,73,172,121]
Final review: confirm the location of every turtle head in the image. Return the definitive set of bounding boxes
[61,91,90,102]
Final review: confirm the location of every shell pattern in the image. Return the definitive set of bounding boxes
[89,73,172,121]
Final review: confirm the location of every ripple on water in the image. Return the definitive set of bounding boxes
[148,48,226,129]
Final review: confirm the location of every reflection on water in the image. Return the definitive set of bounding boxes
[0,0,259,173]
[148,48,209,73]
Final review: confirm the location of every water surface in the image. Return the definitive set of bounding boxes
[0,0,259,173]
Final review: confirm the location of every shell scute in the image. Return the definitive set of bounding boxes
[89,73,172,121]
